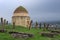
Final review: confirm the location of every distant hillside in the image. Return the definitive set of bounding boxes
[37,21,60,24]
[46,21,60,24]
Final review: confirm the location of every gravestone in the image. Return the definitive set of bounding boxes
[43,23,47,31]
[40,32,56,38]
[35,22,38,29]
[13,22,15,29]
[9,31,34,38]
[0,18,7,33]
[39,23,41,29]
[1,17,4,29]
[51,30,60,34]
[4,19,6,25]
[29,20,33,30]
[6,21,8,25]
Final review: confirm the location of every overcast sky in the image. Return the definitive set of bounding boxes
[0,0,60,22]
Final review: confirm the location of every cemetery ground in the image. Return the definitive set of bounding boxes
[0,25,60,40]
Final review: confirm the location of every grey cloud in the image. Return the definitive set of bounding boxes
[0,0,60,22]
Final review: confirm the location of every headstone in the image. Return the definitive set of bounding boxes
[43,23,46,31]
[0,29,7,33]
[1,17,3,25]
[29,20,33,30]
[0,18,7,33]
[46,24,49,30]
[4,19,6,25]
[40,32,56,38]
[39,23,41,29]
[1,17,4,29]
[51,30,60,34]
[9,31,34,38]
[35,22,38,29]
[13,22,15,29]
[6,21,8,25]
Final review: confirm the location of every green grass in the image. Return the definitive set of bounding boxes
[0,25,60,40]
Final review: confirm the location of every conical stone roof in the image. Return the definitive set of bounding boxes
[14,6,28,13]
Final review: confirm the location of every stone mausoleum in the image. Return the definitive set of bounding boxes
[12,6,30,27]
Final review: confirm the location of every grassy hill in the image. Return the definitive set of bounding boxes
[0,25,60,40]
